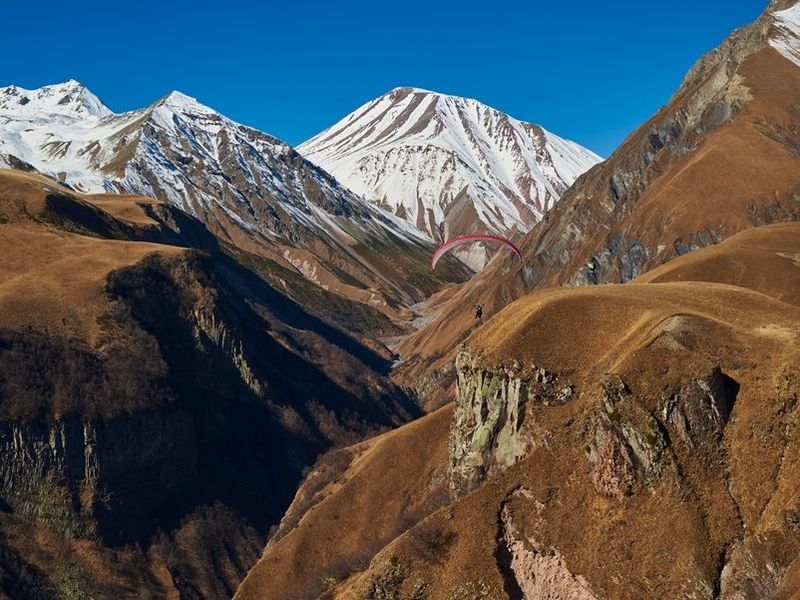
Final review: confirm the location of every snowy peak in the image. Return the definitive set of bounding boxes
[143,89,287,156]
[299,87,602,260]
[0,80,111,119]
[0,79,425,256]
[0,79,454,323]
[156,90,220,115]
[391,86,433,93]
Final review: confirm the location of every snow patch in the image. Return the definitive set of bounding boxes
[771,3,800,67]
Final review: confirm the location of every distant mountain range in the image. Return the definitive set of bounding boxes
[2,2,799,597]
[0,80,472,320]
[0,80,600,272]
[0,79,421,246]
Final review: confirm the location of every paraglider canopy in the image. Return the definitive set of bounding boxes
[431,234,522,269]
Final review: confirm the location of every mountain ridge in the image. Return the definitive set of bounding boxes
[0,79,472,324]
[0,79,111,119]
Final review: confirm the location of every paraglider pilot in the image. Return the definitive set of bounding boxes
[475,304,483,322]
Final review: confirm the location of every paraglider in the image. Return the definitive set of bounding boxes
[430,234,522,269]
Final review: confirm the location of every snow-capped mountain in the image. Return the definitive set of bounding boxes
[0,79,111,119]
[0,81,467,316]
[0,81,421,245]
[299,87,602,248]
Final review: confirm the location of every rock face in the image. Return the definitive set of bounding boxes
[517,0,800,287]
[589,369,737,502]
[719,530,800,599]
[448,349,567,497]
[450,357,735,506]
[498,488,599,600]
[0,411,196,544]
[587,375,670,500]
[660,367,736,449]
[299,87,601,267]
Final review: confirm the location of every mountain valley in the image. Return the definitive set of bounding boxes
[1,1,799,599]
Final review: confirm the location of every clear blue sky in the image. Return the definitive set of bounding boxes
[3,0,766,156]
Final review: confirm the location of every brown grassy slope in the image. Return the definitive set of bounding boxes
[85,193,164,225]
[635,222,800,305]
[234,405,452,600]
[271,222,800,598]
[0,169,171,231]
[394,42,800,408]
[0,226,182,343]
[469,223,800,370]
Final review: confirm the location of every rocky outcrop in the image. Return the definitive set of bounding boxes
[192,306,265,398]
[568,233,653,285]
[448,349,570,497]
[587,375,669,499]
[660,367,736,449]
[587,369,738,500]
[356,557,428,600]
[502,538,598,600]
[412,362,457,412]
[0,153,37,173]
[495,488,598,600]
[450,348,739,504]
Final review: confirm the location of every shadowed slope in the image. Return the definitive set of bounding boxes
[235,406,453,600]
[0,169,422,598]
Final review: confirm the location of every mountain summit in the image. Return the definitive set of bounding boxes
[0,79,111,119]
[299,87,601,264]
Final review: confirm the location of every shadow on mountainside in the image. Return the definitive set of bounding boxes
[0,179,423,596]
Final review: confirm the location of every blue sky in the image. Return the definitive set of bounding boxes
[3,0,766,156]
